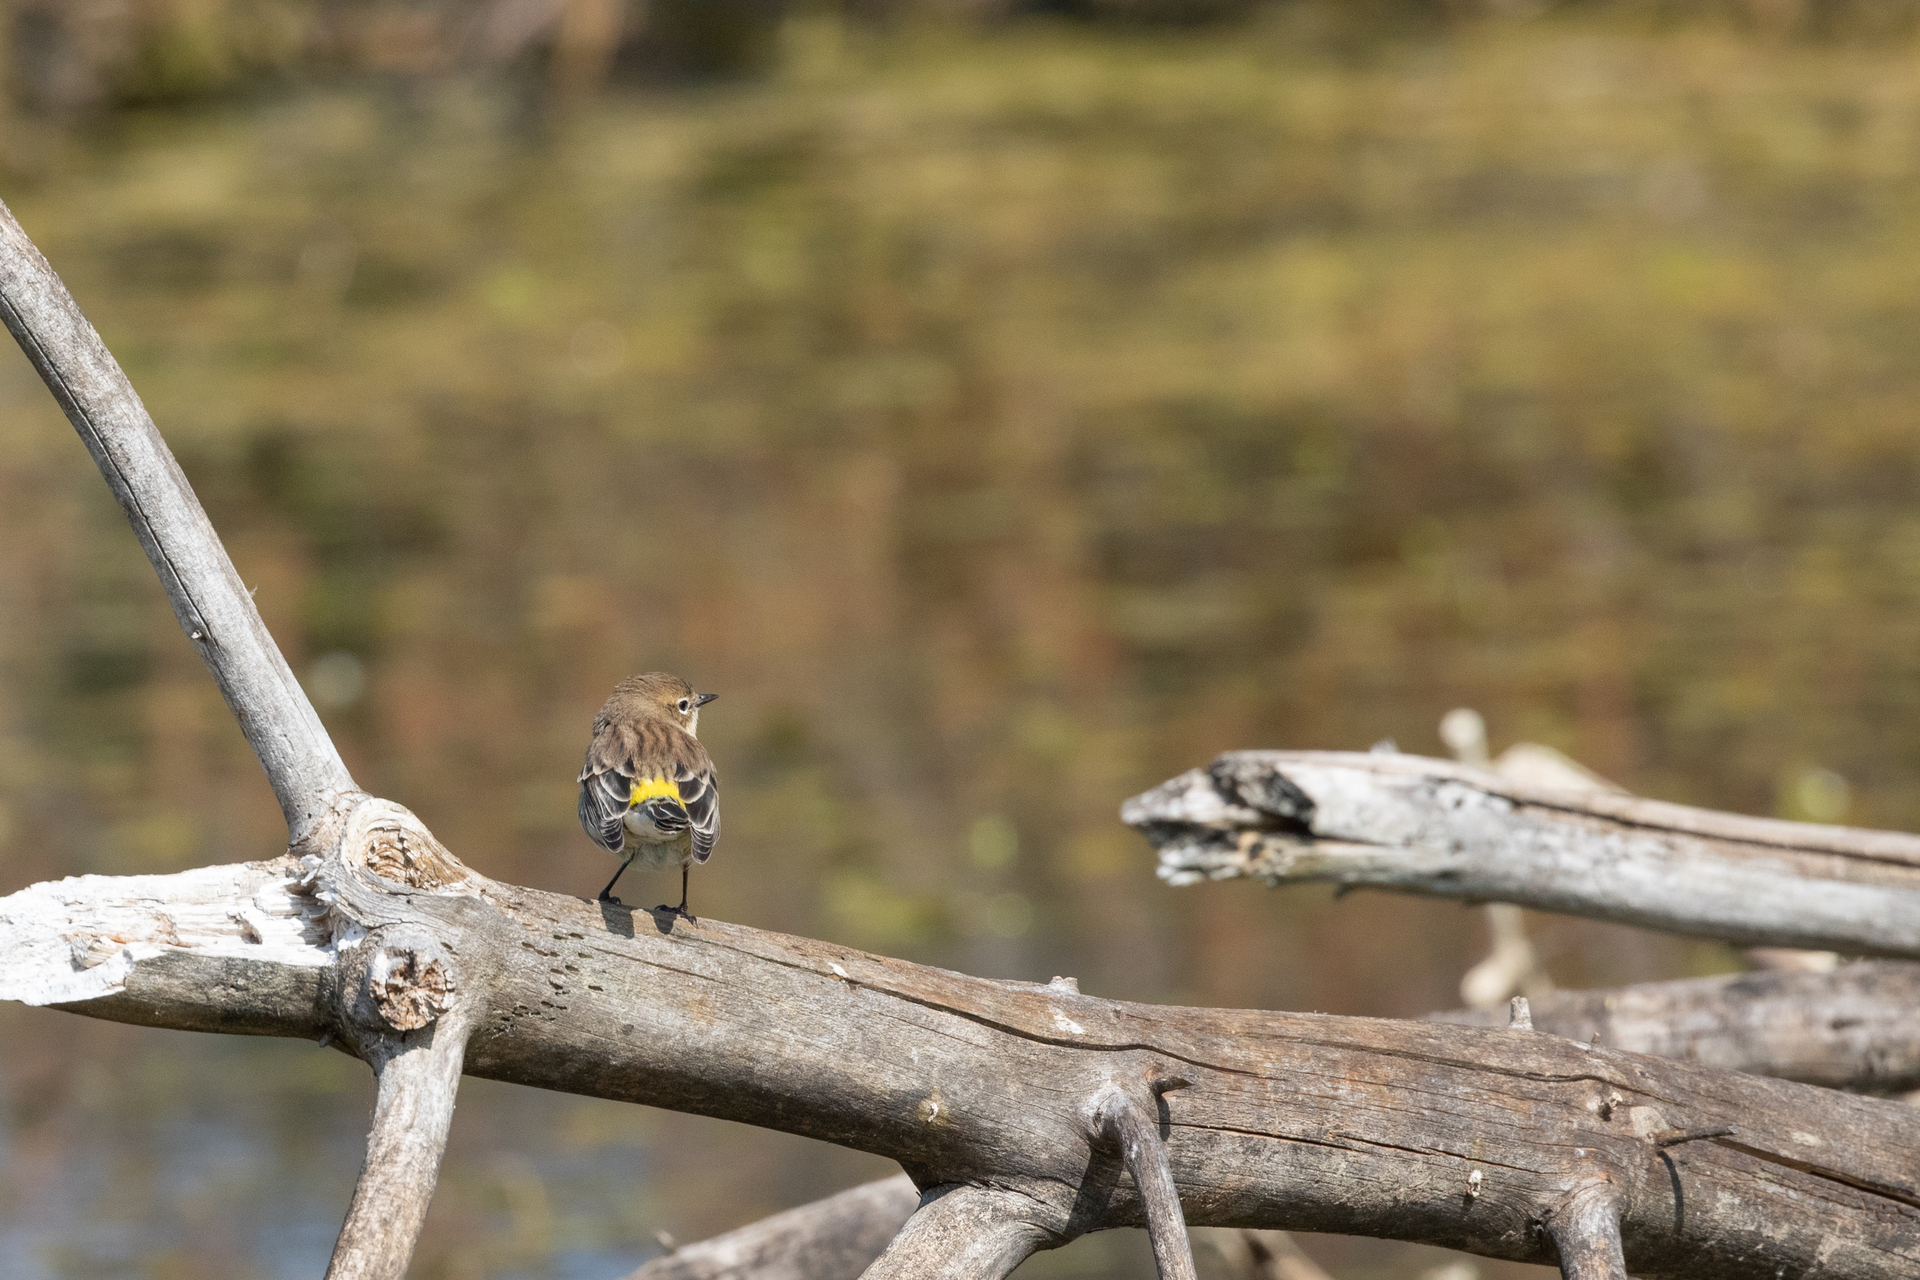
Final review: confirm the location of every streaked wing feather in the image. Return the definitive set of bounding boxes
[675,762,721,862]
[577,725,638,852]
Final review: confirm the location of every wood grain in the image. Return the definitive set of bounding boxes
[4,838,1913,1279]
[1431,960,1920,1092]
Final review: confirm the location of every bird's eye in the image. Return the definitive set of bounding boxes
[677,698,690,712]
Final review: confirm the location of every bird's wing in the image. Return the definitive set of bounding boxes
[577,724,638,852]
[673,757,720,863]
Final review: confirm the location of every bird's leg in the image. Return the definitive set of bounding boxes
[598,855,635,904]
[659,864,694,921]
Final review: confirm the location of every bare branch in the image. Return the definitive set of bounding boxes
[626,1175,919,1280]
[328,1016,473,1278]
[1095,1085,1197,1280]
[859,1184,1050,1280]
[1431,960,1920,1092]
[609,961,1920,1279]
[1128,751,1920,956]
[1545,1183,1628,1280]
[0,199,355,844]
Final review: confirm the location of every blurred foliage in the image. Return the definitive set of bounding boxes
[5,3,1920,1277]
[13,1,1920,121]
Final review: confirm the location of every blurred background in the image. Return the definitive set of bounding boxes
[4,0,1920,1275]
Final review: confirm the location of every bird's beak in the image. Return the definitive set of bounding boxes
[696,692,719,707]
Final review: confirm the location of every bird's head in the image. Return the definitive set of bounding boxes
[608,671,718,735]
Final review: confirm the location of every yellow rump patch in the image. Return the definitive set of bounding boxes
[628,775,682,806]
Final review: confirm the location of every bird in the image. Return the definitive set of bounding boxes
[577,672,720,915]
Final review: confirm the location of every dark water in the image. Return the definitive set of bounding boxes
[7,9,1920,1277]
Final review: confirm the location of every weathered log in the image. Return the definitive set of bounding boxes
[615,960,1920,1280]
[3,845,1916,1279]
[629,1175,920,1280]
[1128,750,1920,957]
[624,1186,1341,1280]
[1431,960,1920,1093]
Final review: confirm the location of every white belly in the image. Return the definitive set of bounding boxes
[621,810,691,868]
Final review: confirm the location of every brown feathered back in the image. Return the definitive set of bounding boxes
[578,673,720,861]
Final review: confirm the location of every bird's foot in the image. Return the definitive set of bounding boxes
[597,891,626,906]
[655,903,696,923]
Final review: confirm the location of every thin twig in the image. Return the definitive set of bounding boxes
[1652,1125,1738,1148]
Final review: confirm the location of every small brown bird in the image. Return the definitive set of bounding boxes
[577,673,720,914]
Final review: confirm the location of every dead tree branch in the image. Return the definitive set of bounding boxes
[1095,1082,1199,1280]
[858,1184,1052,1280]
[618,959,1920,1280]
[3,858,1916,1278]
[1544,1182,1628,1280]
[326,925,475,1279]
[1127,750,1920,956]
[1432,960,1920,1093]
[628,1175,920,1280]
[0,199,356,844]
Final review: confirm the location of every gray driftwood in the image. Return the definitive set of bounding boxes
[1433,960,1920,1093]
[1128,750,1920,956]
[618,959,1920,1280]
[5,199,1919,1280]
[7,851,1918,1279]
[631,1176,920,1280]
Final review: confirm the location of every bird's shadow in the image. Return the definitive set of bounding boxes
[596,899,636,938]
[595,899,690,937]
